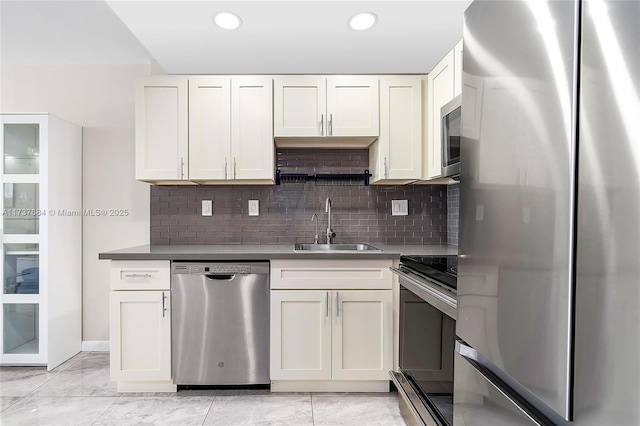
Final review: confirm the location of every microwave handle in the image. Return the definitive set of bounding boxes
[441,115,449,167]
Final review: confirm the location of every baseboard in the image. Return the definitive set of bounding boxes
[81,341,109,352]
[270,380,390,393]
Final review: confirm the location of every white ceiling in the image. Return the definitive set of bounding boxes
[0,0,152,65]
[1,0,473,74]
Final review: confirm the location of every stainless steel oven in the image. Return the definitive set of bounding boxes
[391,256,458,426]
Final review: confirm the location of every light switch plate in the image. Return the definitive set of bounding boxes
[249,200,259,216]
[392,199,408,216]
[202,200,212,216]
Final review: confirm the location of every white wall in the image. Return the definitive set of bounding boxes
[1,63,152,342]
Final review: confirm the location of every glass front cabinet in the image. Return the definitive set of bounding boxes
[0,114,82,370]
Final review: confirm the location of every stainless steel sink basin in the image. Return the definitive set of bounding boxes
[293,243,382,252]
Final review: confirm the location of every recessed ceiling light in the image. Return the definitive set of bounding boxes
[213,12,242,30]
[349,12,377,31]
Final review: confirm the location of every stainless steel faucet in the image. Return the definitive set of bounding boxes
[325,197,336,244]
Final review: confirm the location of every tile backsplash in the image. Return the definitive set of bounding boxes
[447,183,460,246]
[150,149,449,245]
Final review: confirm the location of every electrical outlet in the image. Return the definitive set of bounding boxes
[392,199,408,216]
[248,200,259,216]
[202,200,212,216]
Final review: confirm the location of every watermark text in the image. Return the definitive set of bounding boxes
[3,208,130,217]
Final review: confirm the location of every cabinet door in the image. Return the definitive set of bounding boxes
[373,76,422,182]
[332,290,393,380]
[231,76,274,180]
[327,76,379,137]
[426,51,455,179]
[270,290,331,380]
[135,76,188,181]
[454,40,464,97]
[274,76,326,137]
[188,76,231,180]
[110,290,171,382]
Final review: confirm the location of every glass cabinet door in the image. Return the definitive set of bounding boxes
[2,122,41,235]
[4,243,39,295]
[3,183,40,234]
[3,123,40,174]
[3,304,39,355]
[1,117,44,363]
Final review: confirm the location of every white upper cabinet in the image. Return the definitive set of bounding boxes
[231,76,274,181]
[274,76,326,137]
[370,76,422,184]
[190,76,273,182]
[137,75,274,184]
[188,76,231,181]
[326,76,379,137]
[135,76,188,182]
[454,40,464,97]
[274,75,379,145]
[422,40,463,182]
[425,51,455,180]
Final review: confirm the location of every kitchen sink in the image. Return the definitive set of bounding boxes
[293,243,382,252]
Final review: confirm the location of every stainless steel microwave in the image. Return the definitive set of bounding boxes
[441,95,461,178]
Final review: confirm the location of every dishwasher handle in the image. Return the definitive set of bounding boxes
[205,274,236,281]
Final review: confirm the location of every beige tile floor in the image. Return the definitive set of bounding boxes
[0,352,407,425]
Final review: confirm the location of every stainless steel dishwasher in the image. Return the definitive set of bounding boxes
[171,262,270,385]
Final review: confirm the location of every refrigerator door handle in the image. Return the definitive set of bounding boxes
[455,340,568,426]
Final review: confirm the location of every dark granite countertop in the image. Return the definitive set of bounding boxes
[99,244,458,261]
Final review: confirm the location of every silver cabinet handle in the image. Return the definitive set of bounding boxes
[224,158,228,180]
[336,291,340,317]
[121,271,157,279]
[234,158,237,179]
[329,113,333,136]
[384,157,388,179]
[180,157,185,179]
[320,114,324,136]
[325,291,329,317]
[124,273,152,278]
[162,291,167,318]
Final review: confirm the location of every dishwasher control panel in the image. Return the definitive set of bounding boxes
[172,262,269,276]
[197,265,250,274]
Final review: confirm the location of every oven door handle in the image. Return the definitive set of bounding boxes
[390,266,458,320]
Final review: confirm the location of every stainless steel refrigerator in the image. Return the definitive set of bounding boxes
[455,0,640,425]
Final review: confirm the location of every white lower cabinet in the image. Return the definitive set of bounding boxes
[270,289,393,386]
[110,291,171,382]
[270,290,332,380]
[109,260,175,392]
[331,290,393,380]
[269,259,393,392]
